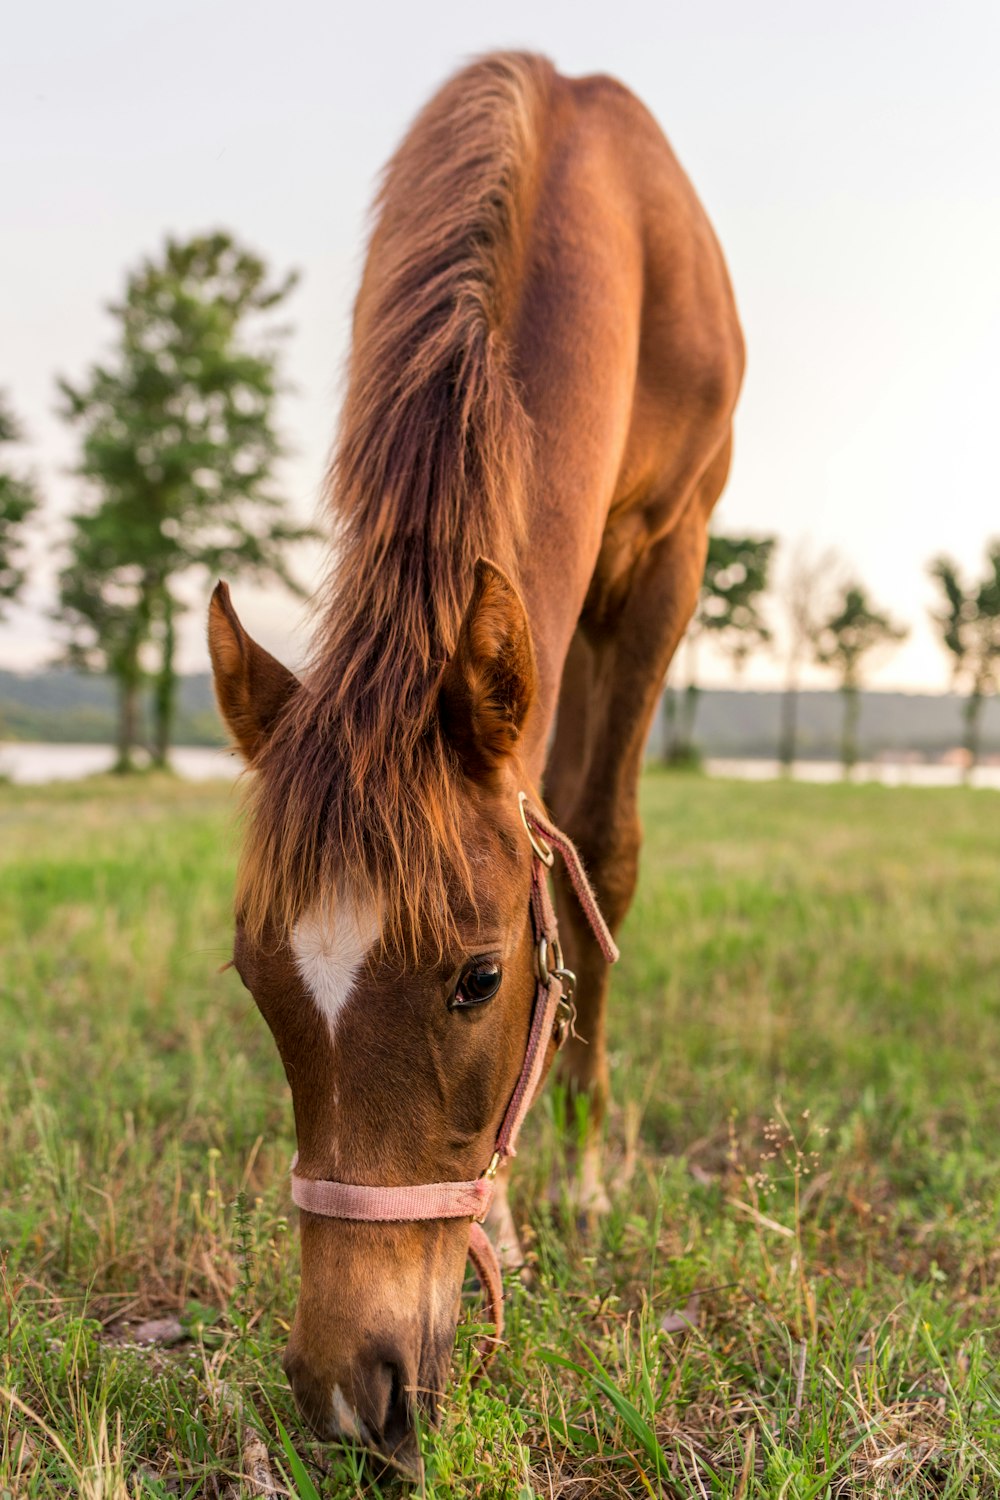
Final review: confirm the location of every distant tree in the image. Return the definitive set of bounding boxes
[929,545,1000,779]
[776,543,842,769]
[58,231,315,769]
[0,393,40,620]
[813,584,907,774]
[56,491,171,771]
[58,547,151,772]
[669,532,775,764]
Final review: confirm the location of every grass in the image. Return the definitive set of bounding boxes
[2,770,1000,1497]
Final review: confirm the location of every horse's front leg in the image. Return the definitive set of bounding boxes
[543,459,729,1218]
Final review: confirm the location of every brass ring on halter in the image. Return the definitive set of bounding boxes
[518,791,554,867]
[537,934,564,986]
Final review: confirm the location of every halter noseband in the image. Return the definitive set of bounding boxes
[289,794,619,1357]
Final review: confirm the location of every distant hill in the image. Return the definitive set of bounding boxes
[648,688,1000,761]
[0,670,225,747]
[2,670,999,760]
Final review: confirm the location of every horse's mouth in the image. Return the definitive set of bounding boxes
[286,1357,442,1484]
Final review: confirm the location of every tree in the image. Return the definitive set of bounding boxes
[668,532,775,764]
[58,231,315,768]
[0,393,40,619]
[929,545,1000,779]
[776,543,841,769]
[813,584,907,775]
[57,514,157,772]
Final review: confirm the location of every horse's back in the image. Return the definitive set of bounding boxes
[567,69,744,435]
[512,61,744,633]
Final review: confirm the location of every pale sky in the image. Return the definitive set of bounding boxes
[3,0,998,689]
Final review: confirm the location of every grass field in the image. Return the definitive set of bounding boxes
[3,772,1000,1498]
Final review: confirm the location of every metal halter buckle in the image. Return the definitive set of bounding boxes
[537,935,577,1048]
[553,991,577,1050]
[518,791,554,867]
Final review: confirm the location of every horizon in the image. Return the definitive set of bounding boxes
[2,658,994,703]
[3,0,998,692]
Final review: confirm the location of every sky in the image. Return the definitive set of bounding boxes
[2,0,998,690]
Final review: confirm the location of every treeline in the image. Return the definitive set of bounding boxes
[6,669,998,762]
[664,536,1000,778]
[0,231,314,770]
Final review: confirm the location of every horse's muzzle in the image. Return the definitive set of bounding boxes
[283,1338,430,1478]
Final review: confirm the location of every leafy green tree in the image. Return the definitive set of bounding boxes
[0,394,40,619]
[668,533,775,764]
[929,545,1000,778]
[58,231,315,768]
[813,584,907,774]
[701,533,776,670]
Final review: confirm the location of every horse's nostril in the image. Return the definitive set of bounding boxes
[379,1360,413,1453]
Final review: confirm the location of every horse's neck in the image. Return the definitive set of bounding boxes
[511,442,619,780]
[513,552,595,782]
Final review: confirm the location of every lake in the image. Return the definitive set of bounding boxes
[3,742,999,789]
[0,742,240,783]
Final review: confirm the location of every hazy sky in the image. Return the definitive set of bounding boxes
[3,0,998,689]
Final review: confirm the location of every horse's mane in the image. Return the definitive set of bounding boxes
[238,53,553,953]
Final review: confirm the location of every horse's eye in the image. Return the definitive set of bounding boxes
[451,960,502,1009]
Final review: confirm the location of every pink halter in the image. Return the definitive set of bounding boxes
[290,794,619,1356]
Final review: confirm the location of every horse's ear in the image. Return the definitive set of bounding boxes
[438,559,537,777]
[208,581,300,761]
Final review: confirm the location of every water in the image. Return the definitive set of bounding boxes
[0,742,240,784]
[705,757,1000,789]
[3,742,998,790]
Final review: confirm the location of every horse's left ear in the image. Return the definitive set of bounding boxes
[208,581,300,761]
[438,559,537,777]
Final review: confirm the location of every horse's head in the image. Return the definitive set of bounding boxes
[208,561,551,1470]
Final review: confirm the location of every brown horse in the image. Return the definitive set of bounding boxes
[209,52,742,1472]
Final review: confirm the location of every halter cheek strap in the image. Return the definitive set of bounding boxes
[289,794,619,1358]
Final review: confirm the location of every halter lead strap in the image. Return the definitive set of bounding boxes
[289,794,618,1354]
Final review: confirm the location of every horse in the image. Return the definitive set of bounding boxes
[208,51,743,1474]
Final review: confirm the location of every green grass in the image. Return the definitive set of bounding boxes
[2,772,1000,1497]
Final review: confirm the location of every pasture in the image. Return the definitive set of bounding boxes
[2,773,1000,1497]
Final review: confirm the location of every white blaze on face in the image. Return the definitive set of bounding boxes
[291,893,380,1040]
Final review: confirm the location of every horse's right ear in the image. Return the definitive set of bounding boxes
[438,559,536,778]
[208,582,300,762]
